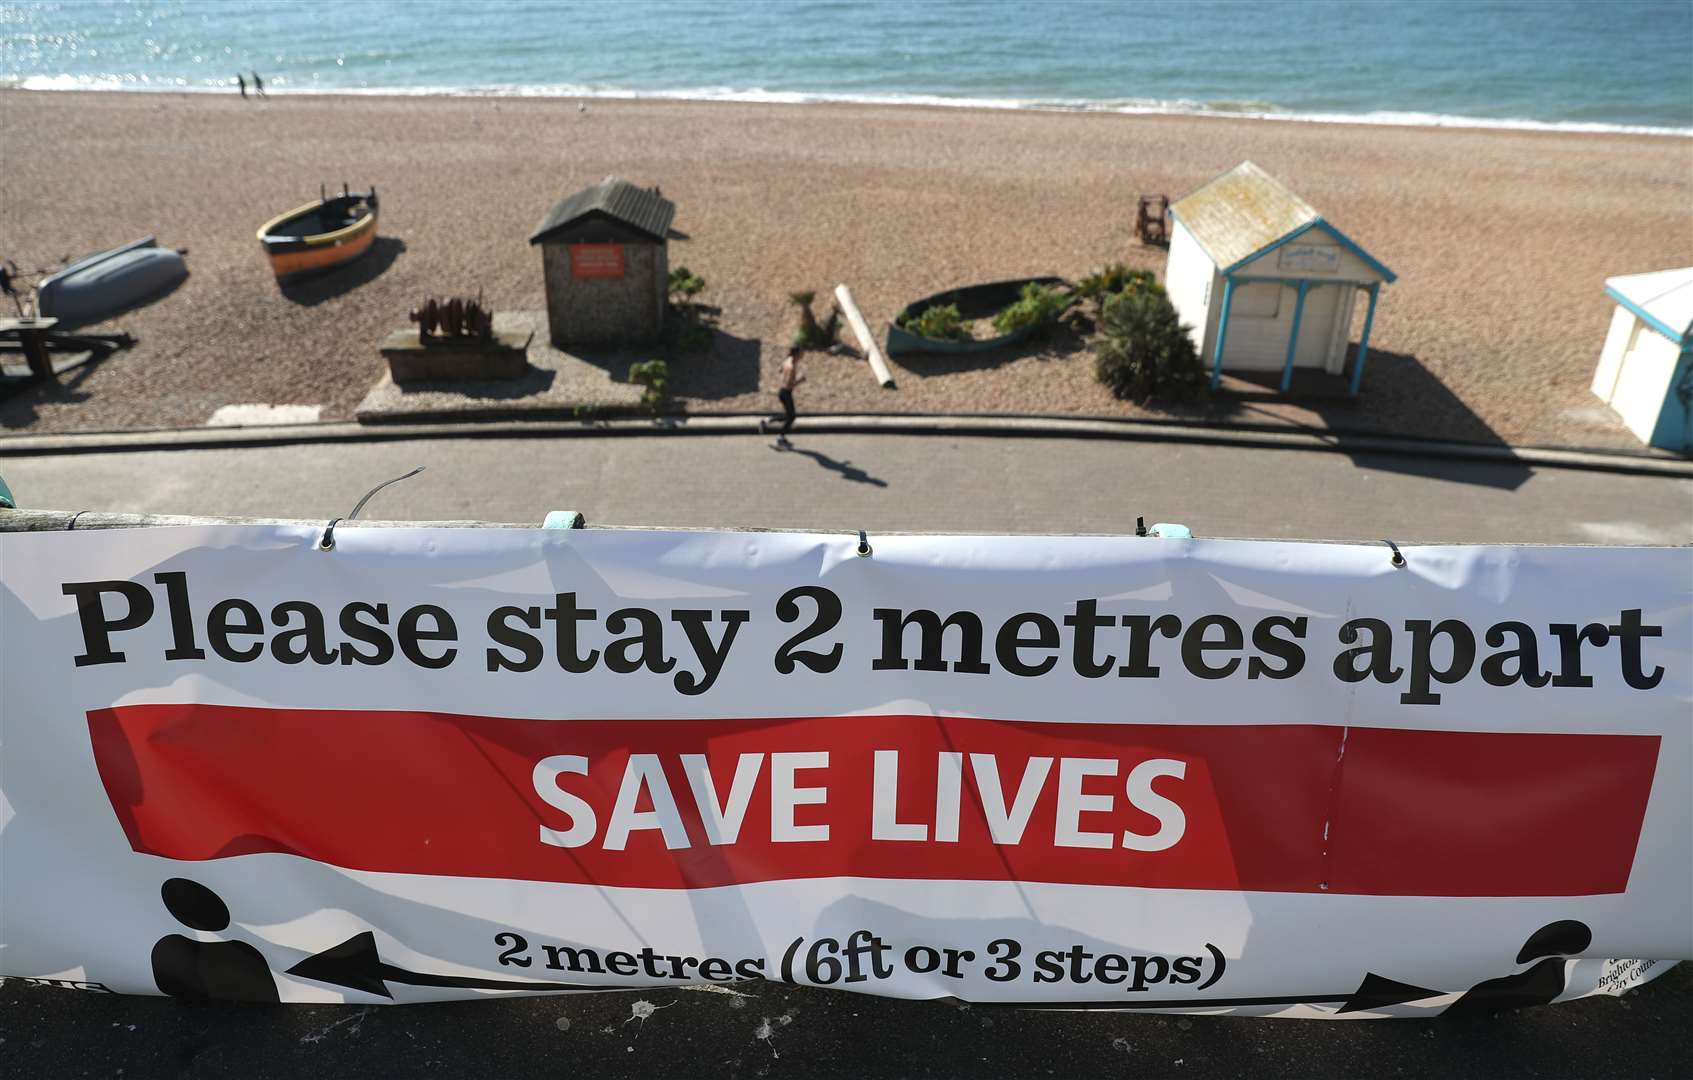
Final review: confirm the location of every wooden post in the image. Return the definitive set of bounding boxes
[1349,283,1381,397]
[834,284,896,389]
[1210,279,1235,391]
[1280,281,1310,393]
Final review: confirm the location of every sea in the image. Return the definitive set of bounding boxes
[3,0,1690,135]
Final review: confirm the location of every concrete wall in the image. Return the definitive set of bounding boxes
[541,240,668,348]
[1591,306,1693,450]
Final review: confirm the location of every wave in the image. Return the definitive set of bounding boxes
[7,74,1690,138]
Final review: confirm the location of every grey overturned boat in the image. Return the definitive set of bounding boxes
[35,236,187,329]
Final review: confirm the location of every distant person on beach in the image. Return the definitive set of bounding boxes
[236,73,247,99]
[759,348,803,449]
[251,71,265,98]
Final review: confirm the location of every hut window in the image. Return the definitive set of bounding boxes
[1232,282,1283,318]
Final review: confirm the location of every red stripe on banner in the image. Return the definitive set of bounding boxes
[85,705,1658,897]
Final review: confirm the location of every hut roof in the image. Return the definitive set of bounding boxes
[1606,267,1693,346]
[530,176,675,244]
[1171,161,1395,282]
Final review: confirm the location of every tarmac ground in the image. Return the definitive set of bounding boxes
[2,427,1690,543]
[2,964,1689,1080]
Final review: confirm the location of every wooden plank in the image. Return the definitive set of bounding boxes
[0,509,535,533]
[834,284,896,389]
[0,509,1061,539]
[0,510,840,536]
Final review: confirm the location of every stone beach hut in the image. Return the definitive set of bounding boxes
[530,177,675,348]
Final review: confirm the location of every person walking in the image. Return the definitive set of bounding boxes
[251,71,266,98]
[759,348,804,449]
[236,73,247,99]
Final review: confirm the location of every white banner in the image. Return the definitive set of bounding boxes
[2,525,1688,1017]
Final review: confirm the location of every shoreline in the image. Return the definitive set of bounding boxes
[5,83,1690,140]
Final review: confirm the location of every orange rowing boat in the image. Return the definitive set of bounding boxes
[256,185,379,281]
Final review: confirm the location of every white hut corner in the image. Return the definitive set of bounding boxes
[1165,161,1395,395]
[1589,267,1693,452]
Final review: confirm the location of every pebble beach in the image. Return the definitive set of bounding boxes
[1,89,1689,447]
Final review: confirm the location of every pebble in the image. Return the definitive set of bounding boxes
[1,92,1668,454]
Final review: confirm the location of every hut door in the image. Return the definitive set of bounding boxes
[1294,284,1342,372]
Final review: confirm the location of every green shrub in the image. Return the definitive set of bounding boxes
[1075,264,1159,313]
[991,282,1071,336]
[1093,287,1205,402]
[789,290,839,350]
[899,303,973,342]
[629,358,670,409]
[668,266,705,305]
[666,267,713,351]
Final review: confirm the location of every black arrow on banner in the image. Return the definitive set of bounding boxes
[1334,973,1448,1014]
[1001,972,1446,1014]
[1008,922,1591,1014]
[286,933,1456,1012]
[286,932,610,999]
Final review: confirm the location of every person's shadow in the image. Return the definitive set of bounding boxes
[784,446,889,487]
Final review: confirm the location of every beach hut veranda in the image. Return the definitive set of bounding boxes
[1589,267,1693,452]
[1166,162,1395,394]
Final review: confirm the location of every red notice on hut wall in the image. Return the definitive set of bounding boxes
[569,243,625,280]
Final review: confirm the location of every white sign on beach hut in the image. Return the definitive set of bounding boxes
[1165,162,1395,394]
[1589,267,1693,452]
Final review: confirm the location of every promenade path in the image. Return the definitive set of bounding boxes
[4,430,1690,543]
[2,430,1689,1079]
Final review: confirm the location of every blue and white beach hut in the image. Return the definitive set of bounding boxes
[1165,162,1395,394]
[1589,267,1693,452]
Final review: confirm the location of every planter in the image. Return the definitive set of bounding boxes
[886,276,1069,357]
[380,325,533,384]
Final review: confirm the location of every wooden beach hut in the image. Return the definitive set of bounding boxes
[530,177,675,348]
[1165,162,1395,394]
[1589,266,1693,452]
